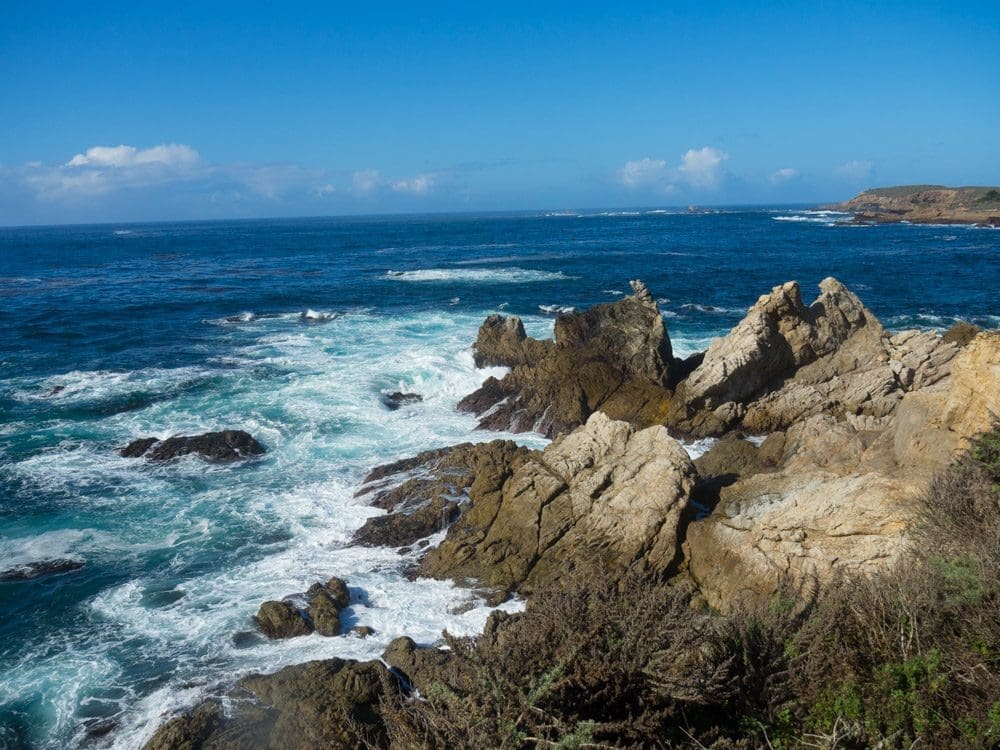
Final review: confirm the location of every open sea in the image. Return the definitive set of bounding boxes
[0,207,998,748]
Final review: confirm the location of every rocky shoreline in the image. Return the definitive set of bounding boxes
[142,278,999,749]
[831,185,1000,227]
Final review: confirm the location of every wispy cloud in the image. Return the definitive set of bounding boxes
[391,173,435,195]
[65,143,198,168]
[618,147,728,191]
[351,168,381,195]
[618,158,668,188]
[835,160,874,180]
[769,167,799,184]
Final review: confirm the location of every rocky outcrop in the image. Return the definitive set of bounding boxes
[684,332,1000,611]
[668,279,961,436]
[255,577,351,639]
[121,430,265,462]
[458,280,675,438]
[143,658,393,750]
[833,185,1000,225]
[418,412,697,594]
[352,441,530,548]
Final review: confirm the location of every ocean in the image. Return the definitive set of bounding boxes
[1,208,998,748]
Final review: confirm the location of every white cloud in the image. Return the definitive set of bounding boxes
[352,169,381,195]
[618,157,668,188]
[314,183,336,197]
[618,147,728,191]
[770,167,799,184]
[677,147,728,188]
[390,173,434,195]
[66,143,199,168]
[835,160,873,180]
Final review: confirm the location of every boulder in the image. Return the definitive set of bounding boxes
[121,430,265,462]
[459,280,675,437]
[255,600,312,639]
[142,701,222,750]
[418,412,697,593]
[941,321,982,347]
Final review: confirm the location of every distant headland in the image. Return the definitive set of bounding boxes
[829,185,1000,226]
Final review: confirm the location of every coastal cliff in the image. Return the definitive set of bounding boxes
[144,280,1000,750]
[832,185,1000,226]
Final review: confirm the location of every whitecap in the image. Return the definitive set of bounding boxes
[538,304,575,315]
[384,268,572,283]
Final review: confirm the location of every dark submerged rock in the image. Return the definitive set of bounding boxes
[380,391,423,410]
[0,558,84,582]
[120,430,265,462]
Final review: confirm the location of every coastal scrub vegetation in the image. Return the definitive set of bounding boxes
[380,430,1000,749]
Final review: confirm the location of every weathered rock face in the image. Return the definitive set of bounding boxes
[668,278,961,436]
[255,600,312,639]
[459,280,675,438]
[143,658,393,750]
[418,412,697,594]
[684,332,1000,612]
[121,430,265,462]
[352,441,530,548]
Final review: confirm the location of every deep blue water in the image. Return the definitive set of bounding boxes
[0,208,998,748]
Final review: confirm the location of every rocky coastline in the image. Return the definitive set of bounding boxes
[831,185,1000,227]
[142,278,999,749]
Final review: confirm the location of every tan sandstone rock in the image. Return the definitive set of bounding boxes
[418,412,697,593]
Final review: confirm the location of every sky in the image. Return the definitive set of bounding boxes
[1,1,998,225]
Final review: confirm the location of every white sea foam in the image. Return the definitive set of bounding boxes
[538,304,575,314]
[384,268,571,283]
[2,308,554,748]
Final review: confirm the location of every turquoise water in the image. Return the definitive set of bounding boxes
[1,209,998,748]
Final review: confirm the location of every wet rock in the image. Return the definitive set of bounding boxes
[349,625,375,638]
[419,412,697,593]
[352,496,461,547]
[380,391,423,410]
[382,636,472,693]
[353,441,530,550]
[255,600,312,639]
[0,558,85,582]
[307,586,342,637]
[120,430,265,462]
[142,701,222,750]
[460,280,676,437]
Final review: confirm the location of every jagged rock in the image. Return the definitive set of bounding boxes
[380,391,423,410]
[418,412,697,593]
[460,281,675,437]
[382,636,471,693]
[120,430,265,462]
[669,278,961,436]
[472,315,551,367]
[255,600,312,639]
[353,441,530,548]
[684,333,1000,612]
[144,659,394,750]
[142,701,222,750]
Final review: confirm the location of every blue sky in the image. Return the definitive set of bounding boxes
[1,1,997,224]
